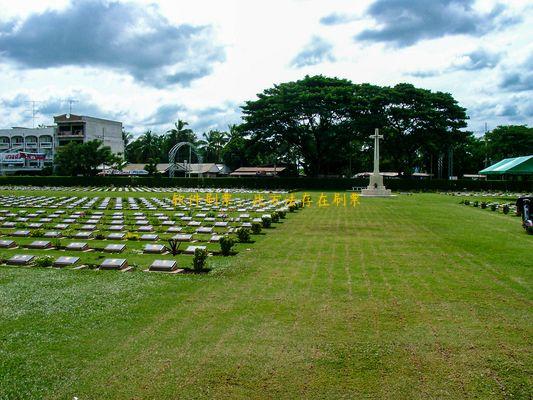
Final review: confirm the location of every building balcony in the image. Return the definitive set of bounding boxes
[57,131,84,137]
[0,143,9,148]
[25,142,38,148]
[39,142,53,148]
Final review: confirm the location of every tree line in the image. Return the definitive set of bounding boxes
[56,75,533,177]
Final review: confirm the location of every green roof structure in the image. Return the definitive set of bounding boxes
[479,155,533,175]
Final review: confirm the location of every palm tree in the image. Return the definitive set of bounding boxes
[197,130,228,163]
[166,120,196,146]
[122,130,133,147]
[138,130,160,161]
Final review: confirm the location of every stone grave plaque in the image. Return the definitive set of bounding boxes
[143,244,165,254]
[7,254,34,265]
[27,240,52,249]
[13,230,30,237]
[100,258,128,270]
[80,224,96,231]
[107,232,125,240]
[53,256,79,268]
[74,231,92,239]
[66,242,89,251]
[149,259,177,272]
[104,244,126,253]
[184,245,206,254]
[172,234,192,242]
[0,239,16,248]
[140,234,159,241]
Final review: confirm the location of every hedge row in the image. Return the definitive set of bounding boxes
[0,175,531,191]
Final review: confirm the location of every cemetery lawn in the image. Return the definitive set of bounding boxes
[0,193,531,399]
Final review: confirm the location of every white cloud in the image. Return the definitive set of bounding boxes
[0,0,531,136]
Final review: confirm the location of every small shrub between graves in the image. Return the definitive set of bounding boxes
[34,256,53,268]
[464,200,470,205]
[490,204,497,211]
[473,201,479,207]
[481,202,487,209]
[271,211,280,223]
[277,210,286,219]
[251,222,262,235]
[262,216,272,228]
[193,248,209,271]
[167,238,181,256]
[503,204,510,214]
[237,227,251,243]
[30,229,44,237]
[125,232,139,241]
[95,233,105,240]
[219,236,235,256]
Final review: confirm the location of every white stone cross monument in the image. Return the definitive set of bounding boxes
[361,128,391,196]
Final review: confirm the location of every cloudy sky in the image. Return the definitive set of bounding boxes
[0,0,531,137]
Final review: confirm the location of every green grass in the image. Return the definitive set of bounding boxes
[0,193,531,399]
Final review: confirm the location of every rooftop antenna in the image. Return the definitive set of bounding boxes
[66,98,78,116]
[24,100,41,128]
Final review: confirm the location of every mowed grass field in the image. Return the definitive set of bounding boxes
[0,192,531,399]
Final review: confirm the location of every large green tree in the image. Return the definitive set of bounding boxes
[54,140,119,176]
[240,76,469,177]
[485,125,533,164]
[241,75,383,176]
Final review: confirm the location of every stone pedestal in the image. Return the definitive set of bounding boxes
[361,187,392,197]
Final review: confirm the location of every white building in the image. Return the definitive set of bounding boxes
[54,114,124,154]
[0,114,123,174]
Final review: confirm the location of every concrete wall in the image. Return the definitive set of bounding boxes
[83,117,124,155]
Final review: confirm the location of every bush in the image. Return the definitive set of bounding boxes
[490,203,497,211]
[473,201,478,207]
[503,204,510,214]
[95,233,105,240]
[251,222,262,234]
[277,210,287,219]
[193,248,209,271]
[464,200,470,205]
[219,236,235,256]
[125,232,139,241]
[481,202,487,209]
[271,211,280,223]
[34,256,53,268]
[262,215,272,228]
[236,227,251,243]
[30,229,44,237]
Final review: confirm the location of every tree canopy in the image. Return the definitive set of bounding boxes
[54,140,120,176]
[121,76,532,178]
[240,75,469,177]
[485,125,533,163]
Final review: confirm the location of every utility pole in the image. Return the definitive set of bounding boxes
[484,122,489,167]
